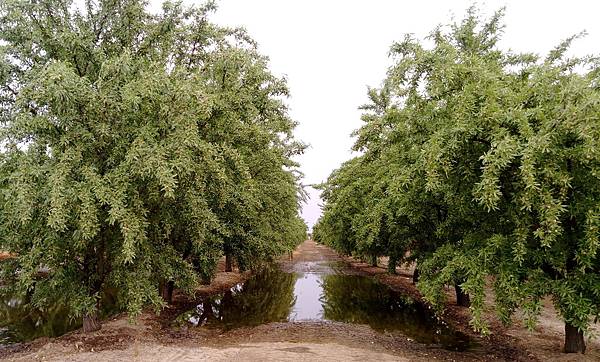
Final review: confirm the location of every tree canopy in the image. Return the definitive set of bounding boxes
[314,8,600,354]
[0,0,306,331]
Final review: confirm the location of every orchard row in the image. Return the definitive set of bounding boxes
[314,8,600,354]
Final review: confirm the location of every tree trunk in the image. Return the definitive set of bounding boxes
[564,322,586,353]
[160,280,175,304]
[83,307,101,333]
[225,253,233,272]
[388,255,397,274]
[454,283,471,307]
[370,254,377,267]
[412,267,420,284]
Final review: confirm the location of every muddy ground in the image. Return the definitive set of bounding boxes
[1,240,598,361]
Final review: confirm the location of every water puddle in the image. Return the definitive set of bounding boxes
[174,261,472,351]
[290,273,323,320]
[0,290,117,347]
[1,259,472,351]
[174,267,296,330]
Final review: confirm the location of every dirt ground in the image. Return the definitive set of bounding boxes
[2,240,598,361]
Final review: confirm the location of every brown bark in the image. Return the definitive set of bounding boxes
[82,307,101,333]
[412,267,420,284]
[160,280,175,304]
[454,283,471,307]
[564,322,586,353]
[225,253,233,272]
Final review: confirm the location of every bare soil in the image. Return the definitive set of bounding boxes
[2,240,598,361]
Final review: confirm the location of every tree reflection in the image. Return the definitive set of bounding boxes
[177,266,296,330]
[321,274,471,351]
[0,289,118,345]
[0,296,77,344]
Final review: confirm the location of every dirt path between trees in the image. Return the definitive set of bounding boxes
[2,240,598,361]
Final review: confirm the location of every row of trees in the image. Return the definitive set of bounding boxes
[313,8,600,354]
[0,0,306,332]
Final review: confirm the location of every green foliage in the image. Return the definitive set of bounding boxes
[315,6,600,350]
[0,0,306,327]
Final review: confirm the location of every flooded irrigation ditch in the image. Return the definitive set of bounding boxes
[0,289,118,348]
[1,252,472,352]
[173,260,472,351]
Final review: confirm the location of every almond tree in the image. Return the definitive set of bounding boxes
[0,0,305,331]
[398,10,600,353]
[316,8,600,354]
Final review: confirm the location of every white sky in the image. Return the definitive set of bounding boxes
[175,0,600,231]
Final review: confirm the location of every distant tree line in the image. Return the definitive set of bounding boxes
[313,8,600,354]
[0,0,306,332]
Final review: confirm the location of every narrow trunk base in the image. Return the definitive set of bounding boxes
[412,267,420,284]
[160,280,175,304]
[564,322,586,353]
[83,310,101,333]
[455,283,471,307]
[225,254,233,272]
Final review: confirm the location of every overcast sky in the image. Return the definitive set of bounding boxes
[184,0,600,231]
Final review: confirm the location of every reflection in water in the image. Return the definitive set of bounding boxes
[0,290,117,346]
[0,297,77,346]
[174,267,296,330]
[321,274,472,351]
[1,260,472,351]
[175,262,472,351]
[290,273,323,320]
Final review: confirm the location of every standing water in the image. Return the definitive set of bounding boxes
[0,290,117,348]
[1,242,472,351]
[174,257,472,351]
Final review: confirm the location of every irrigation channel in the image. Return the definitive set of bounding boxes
[1,240,472,353]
